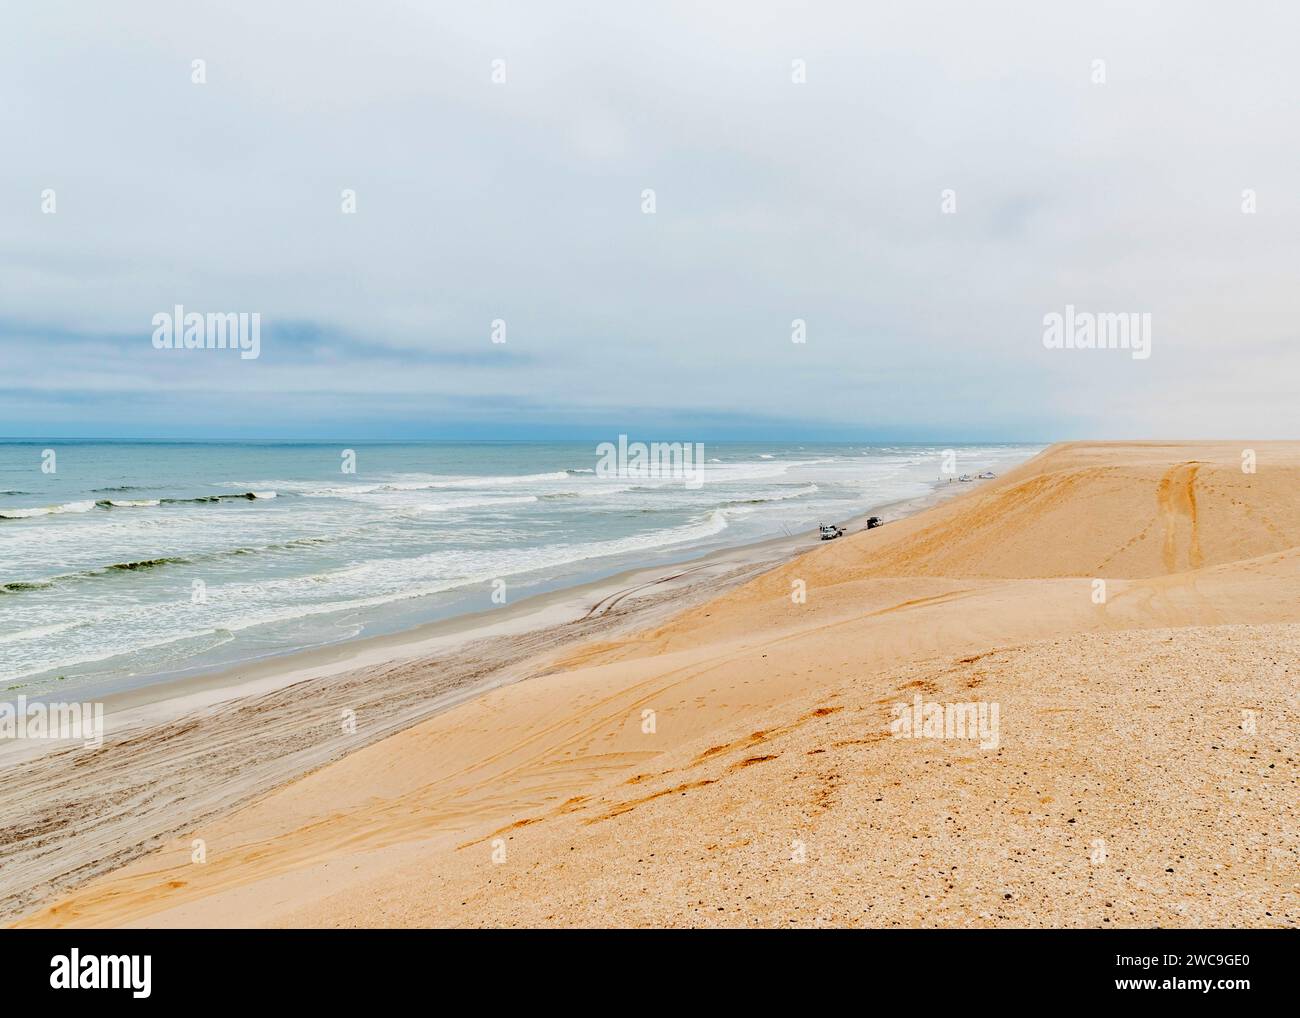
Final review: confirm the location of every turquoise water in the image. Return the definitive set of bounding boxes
[0,440,1039,699]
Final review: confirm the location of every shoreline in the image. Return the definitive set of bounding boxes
[0,471,996,921]
[3,443,1039,709]
[23,474,987,740]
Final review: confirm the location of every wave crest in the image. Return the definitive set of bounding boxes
[0,500,95,520]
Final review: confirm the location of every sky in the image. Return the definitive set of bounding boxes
[1,0,1296,441]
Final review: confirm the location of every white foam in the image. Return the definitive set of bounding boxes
[274,471,575,498]
[0,500,96,519]
[0,619,86,645]
[405,495,540,514]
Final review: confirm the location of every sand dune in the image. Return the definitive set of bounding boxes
[18,441,1300,928]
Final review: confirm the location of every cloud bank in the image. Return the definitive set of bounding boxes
[2,0,1295,438]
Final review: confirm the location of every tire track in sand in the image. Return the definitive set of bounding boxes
[1157,463,1203,572]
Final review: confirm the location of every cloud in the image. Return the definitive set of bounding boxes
[1,0,1296,438]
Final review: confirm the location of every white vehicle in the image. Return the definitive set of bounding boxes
[819,524,845,540]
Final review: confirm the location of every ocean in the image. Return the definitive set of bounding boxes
[0,440,1040,700]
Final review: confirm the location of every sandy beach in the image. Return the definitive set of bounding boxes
[12,441,1300,928]
[0,480,952,922]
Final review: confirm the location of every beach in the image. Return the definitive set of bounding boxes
[0,441,1030,701]
[0,466,976,922]
[11,441,1300,928]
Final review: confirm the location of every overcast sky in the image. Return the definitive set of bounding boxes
[2,1,1296,440]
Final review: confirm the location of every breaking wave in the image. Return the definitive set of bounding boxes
[0,500,96,520]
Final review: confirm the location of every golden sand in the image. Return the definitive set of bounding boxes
[18,442,1300,927]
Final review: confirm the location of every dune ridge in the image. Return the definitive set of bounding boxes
[18,441,1300,928]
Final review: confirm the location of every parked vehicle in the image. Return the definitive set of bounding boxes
[865,516,883,529]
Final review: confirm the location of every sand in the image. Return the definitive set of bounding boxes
[13,441,1300,928]
[0,522,820,921]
